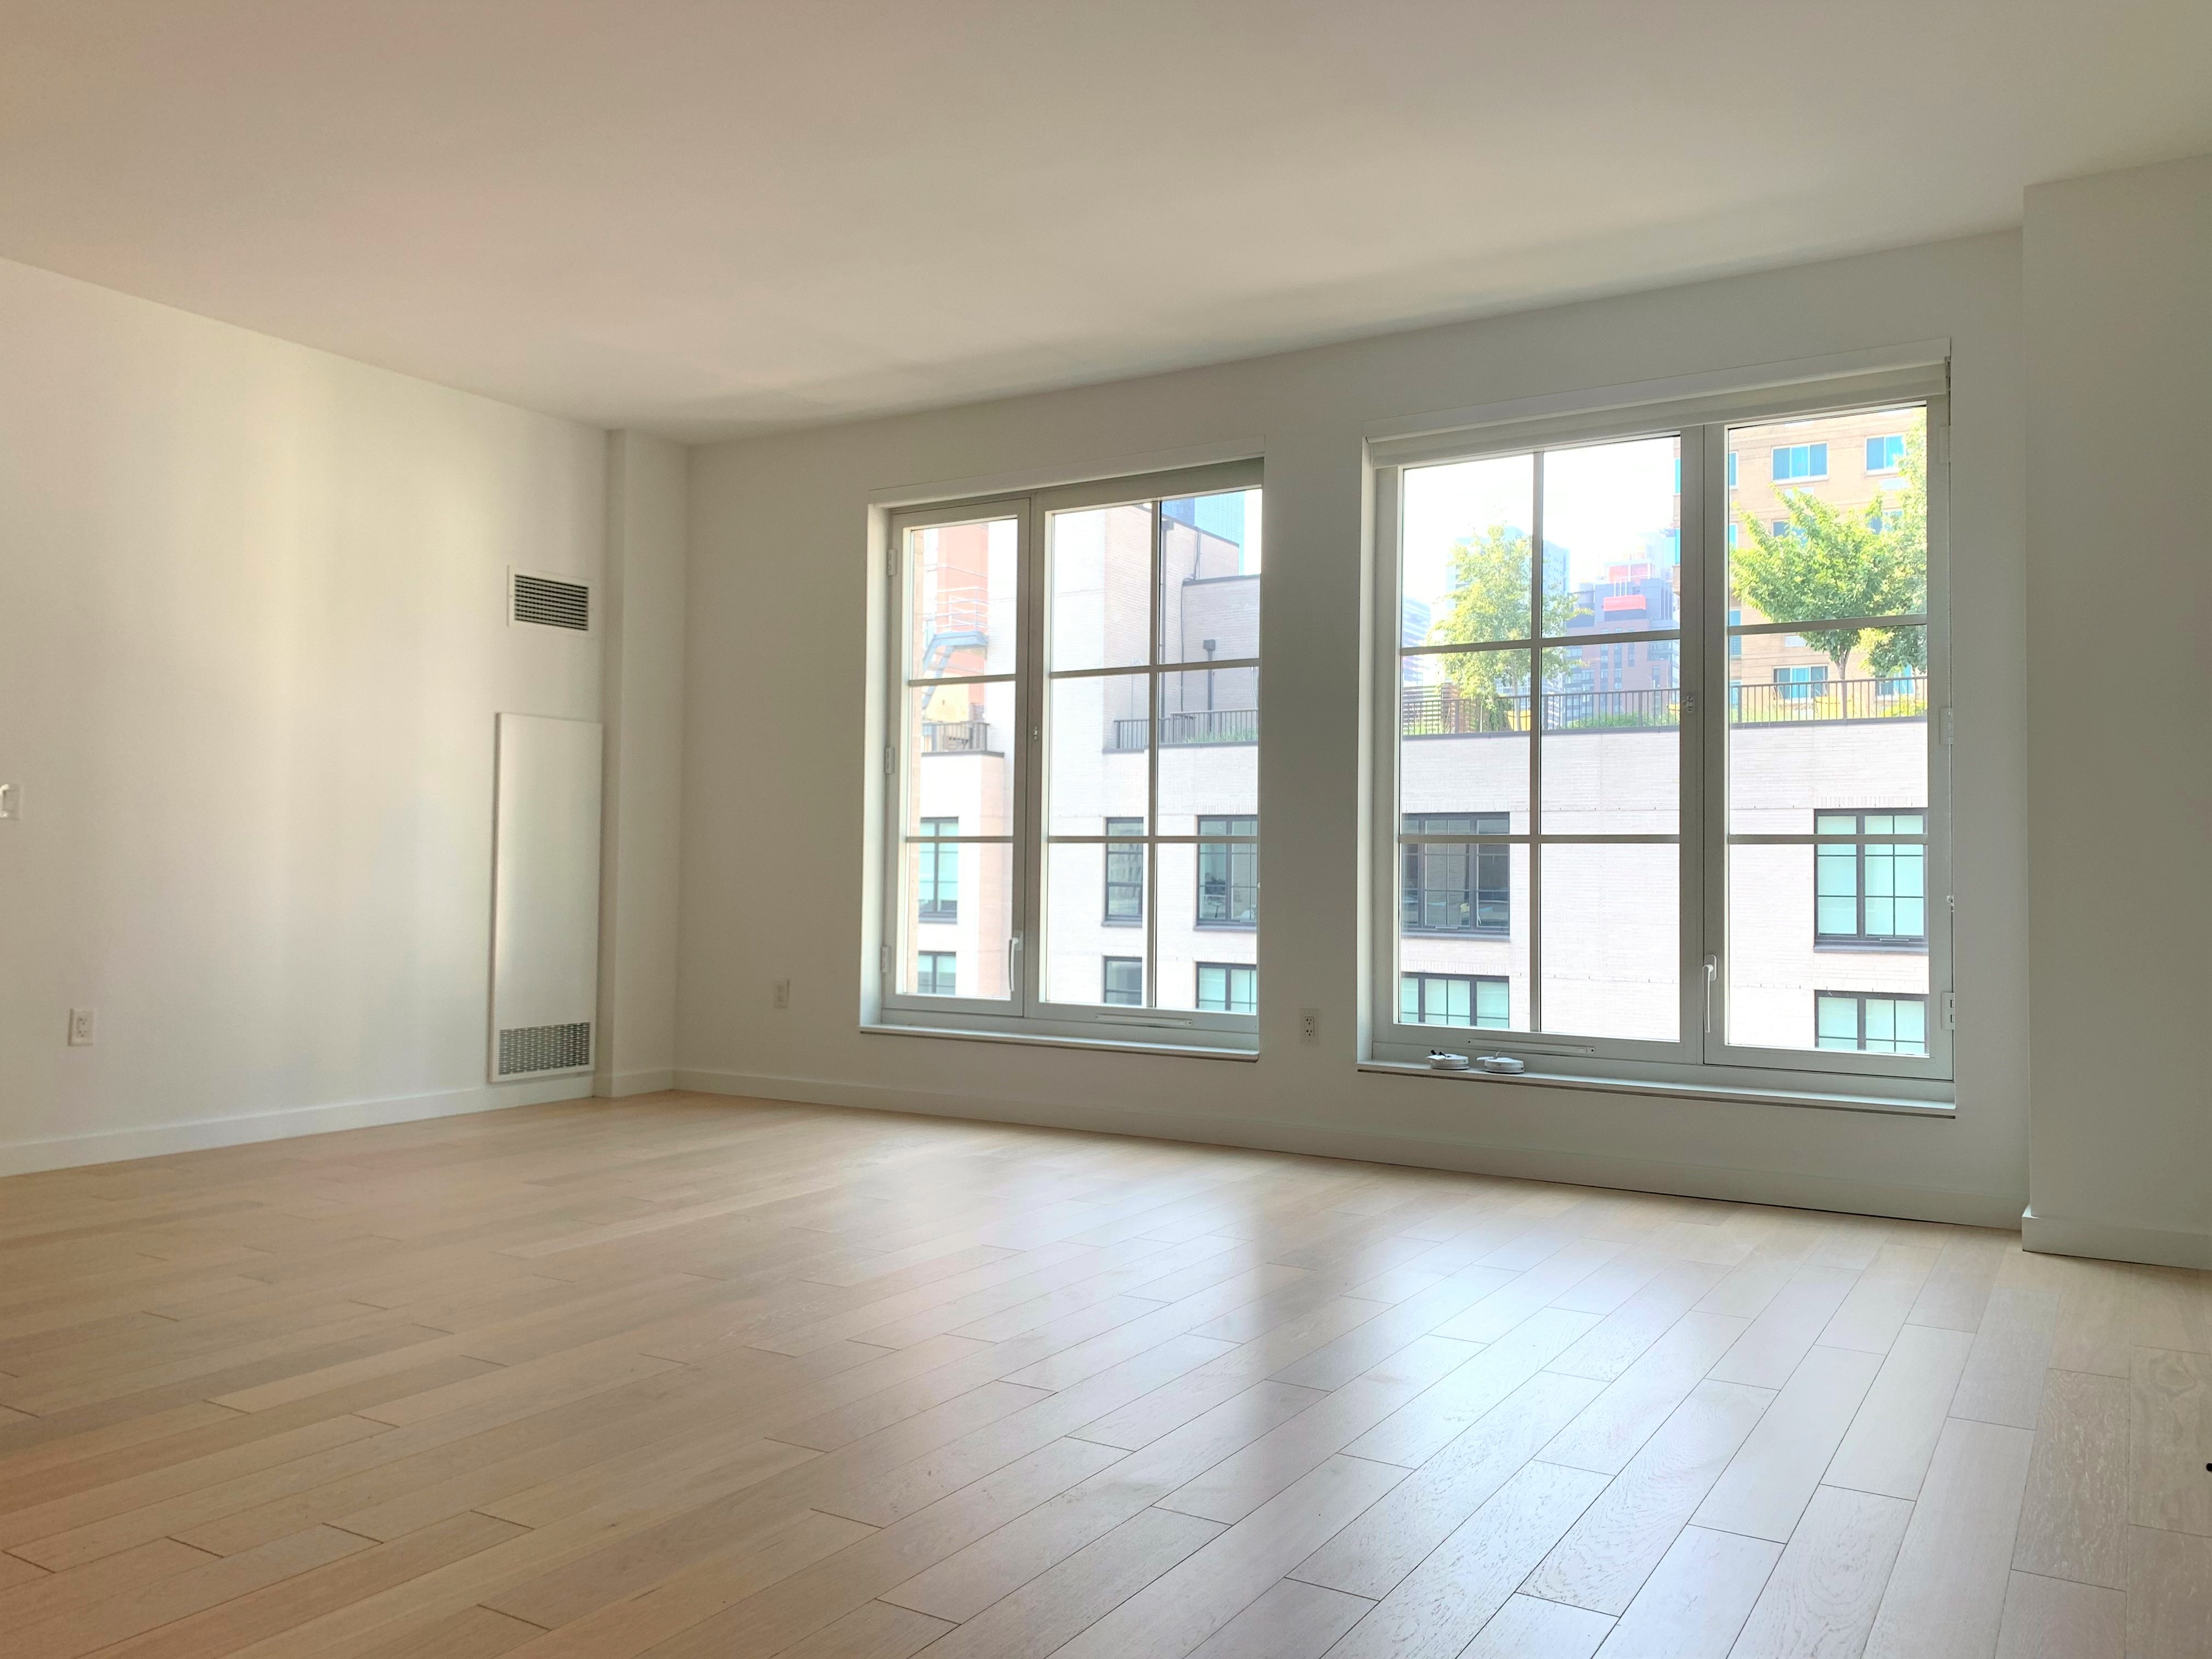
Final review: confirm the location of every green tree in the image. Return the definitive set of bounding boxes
[1733,427,1927,681]
[1429,525,1577,717]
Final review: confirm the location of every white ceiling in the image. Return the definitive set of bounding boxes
[2,1,2204,438]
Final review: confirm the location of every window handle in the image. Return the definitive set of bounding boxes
[1007,933,1020,991]
[1703,956,1719,1034]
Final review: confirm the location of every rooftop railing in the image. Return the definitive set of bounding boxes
[1400,676,1926,736]
[919,719,995,754]
[1109,708,1260,751]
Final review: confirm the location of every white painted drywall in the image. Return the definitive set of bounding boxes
[0,256,606,1173]
[596,430,690,1096]
[679,233,2031,1226]
[2023,155,2212,1268]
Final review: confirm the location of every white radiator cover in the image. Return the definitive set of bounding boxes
[490,713,603,1080]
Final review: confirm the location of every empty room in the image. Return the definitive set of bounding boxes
[2,3,2208,1656]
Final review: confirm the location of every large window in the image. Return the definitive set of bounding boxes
[1373,377,1950,1097]
[1402,973,1509,1028]
[1815,812,1927,946]
[881,462,1262,1044]
[916,818,960,919]
[1402,813,1510,933]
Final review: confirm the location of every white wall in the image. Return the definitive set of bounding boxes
[680,233,2031,1226]
[2023,155,2212,1269]
[0,256,607,1173]
[597,431,689,1096]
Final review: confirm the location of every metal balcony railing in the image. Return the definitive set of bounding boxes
[1729,676,1928,724]
[1109,708,1260,751]
[1400,676,1927,736]
[920,595,988,674]
[920,719,995,754]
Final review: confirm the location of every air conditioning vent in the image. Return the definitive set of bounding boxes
[511,571,590,631]
[497,1021,592,1076]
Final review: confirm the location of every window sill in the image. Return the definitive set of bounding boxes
[1356,1059,1953,1118]
[1813,940,1930,954]
[1194,922,1259,932]
[862,1022,1259,1062]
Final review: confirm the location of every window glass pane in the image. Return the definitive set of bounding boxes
[1726,405,1926,625]
[1047,503,1152,673]
[1539,842,1678,1041]
[901,838,1013,1001]
[1403,453,1536,646]
[1103,817,1144,926]
[907,517,1018,678]
[1194,962,1258,1014]
[1160,489,1261,665]
[1155,670,1259,832]
[903,681,1014,837]
[1728,625,1926,833]
[1045,672,1148,836]
[1045,841,1146,1005]
[1153,841,1256,1013]
[1543,436,1682,636]
[1402,646,1532,827]
[1103,956,1144,1006]
[1400,841,1528,1031]
[1541,645,1678,834]
[1729,844,1928,1051]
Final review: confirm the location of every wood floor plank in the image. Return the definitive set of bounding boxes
[2011,1367,2128,1588]
[1319,1459,1609,1659]
[1523,1378,1774,1616]
[1596,1523,1780,1657]
[1692,1345,1882,1542]
[1991,1570,2124,1659]
[1824,1322,1975,1499]
[0,1095,2198,1659]
[1728,1485,1914,1659]
[1862,1416,2036,1659]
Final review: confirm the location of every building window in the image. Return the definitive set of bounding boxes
[1772,442,1828,482]
[1866,434,1905,473]
[917,817,959,920]
[1815,813,1927,945]
[1726,451,1737,487]
[1196,962,1257,1014]
[882,462,1262,1039]
[916,952,957,997]
[1103,817,1144,924]
[1376,386,1946,1097]
[1401,973,1509,1028]
[1197,816,1259,926]
[1401,814,1509,933]
[1816,992,1927,1054]
[1103,956,1143,1006]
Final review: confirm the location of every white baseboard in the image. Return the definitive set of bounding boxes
[596,1068,676,1099]
[673,1067,2022,1230]
[0,1076,591,1177]
[2021,1206,2212,1271]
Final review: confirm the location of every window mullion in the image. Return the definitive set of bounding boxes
[1145,501,1162,1009]
[1527,451,1546,1035]
[1700,421,1731,1061]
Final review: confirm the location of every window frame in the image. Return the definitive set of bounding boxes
[1368,371,1953,1102]
[878,460,1263,1049]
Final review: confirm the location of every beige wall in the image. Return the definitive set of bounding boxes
[0,256,608,1172]
[680,232,2030,1226]
[2023,154,2212,1268]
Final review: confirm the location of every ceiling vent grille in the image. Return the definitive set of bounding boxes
[511,571,590,631]
[497,1021,592,1076]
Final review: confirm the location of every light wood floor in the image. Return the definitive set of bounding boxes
[1,1096,2206,1659]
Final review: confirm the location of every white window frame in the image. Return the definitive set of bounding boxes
[878,460,1263,1051]
[1368,369,1953,1104]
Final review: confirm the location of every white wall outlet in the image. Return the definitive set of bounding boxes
[67,1007,95,1046]
[1299,1007,1320,1046]
[0,783,19,819]
[772,978,791,1011]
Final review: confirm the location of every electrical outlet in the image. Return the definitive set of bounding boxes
[772,978,792,1011]
[1299,1007,1320,1046]
[0,783,19,819]
[67,1007,94,1046]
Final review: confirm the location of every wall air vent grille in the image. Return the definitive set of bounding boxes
[498,1021,591,1075]
[511,572,590,630]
